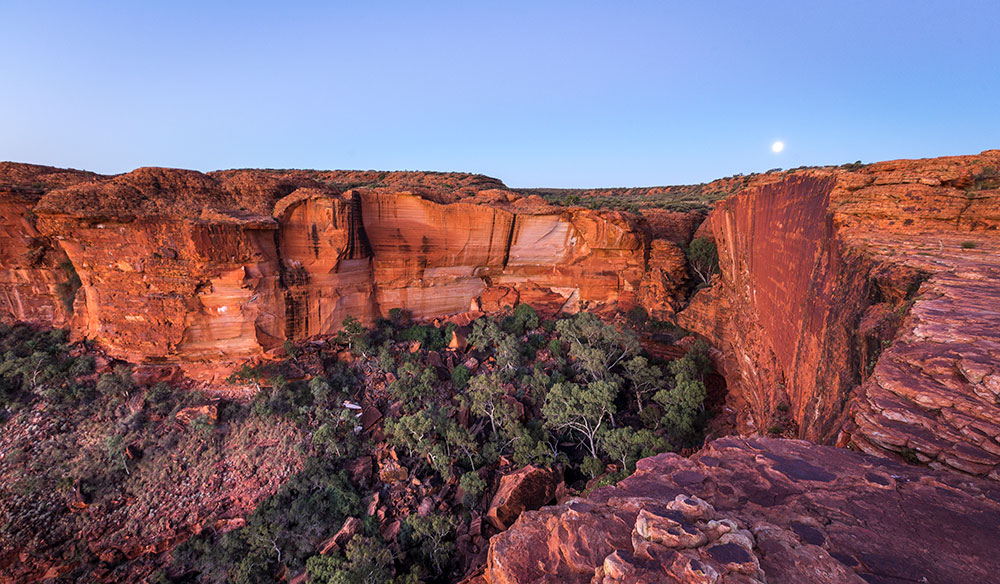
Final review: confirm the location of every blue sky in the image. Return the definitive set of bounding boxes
[2,1,998,187]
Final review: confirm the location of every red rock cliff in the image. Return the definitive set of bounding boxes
[679,150,1000,478]
[0,163,97,327]
[1,164,677,380]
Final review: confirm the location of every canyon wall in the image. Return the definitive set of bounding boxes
[679,150,1000,478]
[0,163,97,328]
[1,165,675,380]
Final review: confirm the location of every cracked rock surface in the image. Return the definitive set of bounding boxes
[484,437,1000,584]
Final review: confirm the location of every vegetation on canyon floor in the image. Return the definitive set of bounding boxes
[0,306,713,583]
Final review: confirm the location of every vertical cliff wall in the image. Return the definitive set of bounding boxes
[679,150,1000,478]
[0,191,75,327]
[275,189,377,338]
[36,215,286,368]
[360,192,514,318]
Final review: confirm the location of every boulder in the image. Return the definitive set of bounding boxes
[319,516,362,555]
[486,465,559,531]
[175,403,218,426]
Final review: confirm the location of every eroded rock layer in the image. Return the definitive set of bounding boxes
[678,150,1000,478]
[0,164,683,379]
[0,163,96,327]
[484,437,1000,584]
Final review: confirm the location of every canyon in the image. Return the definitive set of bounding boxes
[2,150,1000,583]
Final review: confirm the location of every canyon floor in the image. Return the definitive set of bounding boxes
[1,151,998,583]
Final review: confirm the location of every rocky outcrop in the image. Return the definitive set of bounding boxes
[0,163,96,327]
[484,437,1000,584]
[0,164,682,379]
[678,151,1000,478]
[637,239,689,319]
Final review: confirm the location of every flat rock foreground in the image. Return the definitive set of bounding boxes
[483,436,1000,584]
[1,151,998,583]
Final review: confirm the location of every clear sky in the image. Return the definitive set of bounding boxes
[2,1,998,188]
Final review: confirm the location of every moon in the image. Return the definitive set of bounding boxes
[771,141,785,153]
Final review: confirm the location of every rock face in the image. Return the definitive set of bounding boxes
[484,437,1000,584]
[275,188,377,338]
[0,163,96,327]
[0,165,684,380]
[678,151,1000,478]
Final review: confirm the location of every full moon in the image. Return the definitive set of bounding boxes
[771,141,785,153]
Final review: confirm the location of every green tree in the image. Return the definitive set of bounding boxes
[337,315,370,356]
[405,513,458,576]
[467,373,518,439]
[313,408,361,458]
[227,362,268,391]
[541,379,618,458]
[389,361,437,410]
[306,535,395,584]
[621,356,664,413]
[450,364,471,390]
[494,332,522,381]
[555,313,639,381]
[686,237,719,284]
[600,427,669,473]
[458,471,487,506]
[654,342,710,440]
[505,303,539,336]
[469,318,502,350]
[96,365,136,402]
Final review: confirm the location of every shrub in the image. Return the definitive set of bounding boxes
[961,241,977,249]
[458,471,486,506]
[450,364,471,390]
[399,324,447,352]
[626,306,648,329]
[306,535,395,584]
[506,303,539,336]
[97,365,136,402]
[177,459,361,582]
[469,318,503,350]
[546,338,565,358]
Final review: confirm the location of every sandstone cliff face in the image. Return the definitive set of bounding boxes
[484,437,1000,584]
[0,163,96,327]
[275,189,377,338]
[679,151,1000,478]
[1,164,676,380]
[361,192,514,318]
